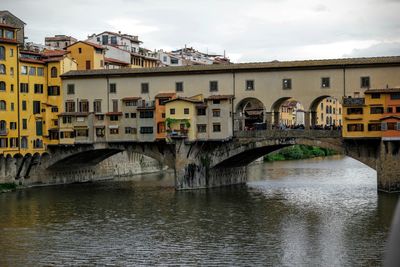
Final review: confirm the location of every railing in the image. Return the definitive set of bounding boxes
[342,97,365,106]
[167,129,189,138]
[234,129,342,139]
[0,129,8,136]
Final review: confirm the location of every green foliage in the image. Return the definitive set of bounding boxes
[0,183,17,191]
[264,145,338,162]
[165,117,191,128]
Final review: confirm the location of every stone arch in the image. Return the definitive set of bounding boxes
[270,97,306,128]
[235,97,266,131]
[309,95,342,128]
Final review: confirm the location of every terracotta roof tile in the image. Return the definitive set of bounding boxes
[19,57,45,64]
[155,92,176,98]
[104,57,130,65]
[365,88,400,93]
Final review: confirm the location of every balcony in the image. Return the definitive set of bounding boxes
[167,129,189,139]
[0,129,8,136]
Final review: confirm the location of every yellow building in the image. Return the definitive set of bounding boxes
[165,95,204,141]
[315,97,342,127]
[66,41,105,70]
[0,23,19,155]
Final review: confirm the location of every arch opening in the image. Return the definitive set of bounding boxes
[309,95,343,129]
[235,97,266,131]
[271,97,306,129]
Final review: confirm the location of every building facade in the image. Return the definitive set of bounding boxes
[45,35,77,49]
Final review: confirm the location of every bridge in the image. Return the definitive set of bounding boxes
[2,129,399,193]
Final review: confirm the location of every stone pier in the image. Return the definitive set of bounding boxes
[377,140,400,192]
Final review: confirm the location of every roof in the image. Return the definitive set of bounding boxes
[164,97,204,104]
[380,116,400,121]
[0,11,26,25]
[43,56,64,63]
[0,37,19,44]
[61,56,400,79]
[205,94,235,100]
[42,50,69,57]
[45,35,77,41]
[19,57,45,64]
[0,22,18,29]
[66,41,105,50]
[104,57,130,65]
[365,88,400,94]
[155,92,176,98]
[121,96,141,101]
[94,31,142,43]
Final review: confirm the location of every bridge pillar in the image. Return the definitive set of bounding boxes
[174,139,247,190]
[377,140,400,192]
[311,111,317,128]
[265,112,273,130]
[304,111,311,130]
[273,111,280,128]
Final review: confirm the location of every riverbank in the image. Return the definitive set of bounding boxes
[264,145,338,162]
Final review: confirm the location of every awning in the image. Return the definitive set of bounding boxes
[60,128,74,132]
[109,125,119,129]
[245,110,263,116]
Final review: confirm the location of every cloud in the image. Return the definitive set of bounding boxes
[344,42,400,57]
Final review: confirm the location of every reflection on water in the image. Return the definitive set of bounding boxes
[0,156,398,266]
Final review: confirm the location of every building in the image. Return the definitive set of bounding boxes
[66,41,106,70]
[0,11,25,45]
[315,97,342,127]
[342,88,400,140]
[0,23,19,153]
[155,92,176,140]
[45,35,77,49]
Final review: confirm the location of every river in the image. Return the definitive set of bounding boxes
[0,156,398,266]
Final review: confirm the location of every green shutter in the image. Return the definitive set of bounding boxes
[36,121,43,136]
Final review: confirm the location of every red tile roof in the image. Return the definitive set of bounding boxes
[66,41,106,50]
[0,37,18,44]
[19,57,45,64]
[42,50,69,57]
[104,57,129,65]
[155,92,176,98]
[365,88,400,94]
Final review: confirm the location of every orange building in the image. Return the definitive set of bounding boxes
[155,92,176,140]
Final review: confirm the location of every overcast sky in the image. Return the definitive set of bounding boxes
[3,0,400,62]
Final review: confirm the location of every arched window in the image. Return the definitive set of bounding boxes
[0,46,5,60]
[0,120,6,131]
[0,100,5,110]
[21,137,28,149]
[51,67,58,78]
[0,81,5,91]
[0,64,5,74]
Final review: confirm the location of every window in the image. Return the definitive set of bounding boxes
[21,66,27,75]
[382,122,398,131]
[110,36,117,45]
[62,116,72,124]
[10,122,17,130]
[48,86,60,96]
[212,100,220,104]
[75,128,88,137]
[10,67,13,76]
[9,138,18,148]
[22,101,26,111]
[396,107,400,113]
[110,128,119,135]
[197,124,207,133]
[390,93,400,100]
[339,108,341,115]
[78,47,82,53]
[321,77,330,88]
[0,100,5,110]
[109,115,119,121]
[387,107,393,113]
[176,82,184,92]
[96,127,105,137]
[170,108,175,115]
[0,120,5,131]
[65,101,75,112]
[34,84,43,94]
[130,113,136,118]
[0,81,5,91]
[347,108,363,115]
[140,127,153,134]
[184,108,189,115]
[140,111,154,118]
[36,121,43,136]
[212,109,221,117]
[125,100,138,106]
[112,100,118,112]
[371,93,380,99]
[0,64,5,74]
[5,30,14,39]
[79,100,89,112]
[67,84,75,94]
[246,80,254,90]
[85,60,91,70]
[10,48,14,57]
[197,108,206,116]
[0,138,7,148]
[21,137,28,148]
[209,81,218,92]
[125,113,129,118]
[22,119,27,130]
[368,123,381,131]
[102,35,108,45]
[37,67,44,76]
[109,83,116,93]
[283,79,292,89]
[20,83,28,93]
[361,76,370,88]
[94,100,102,113]
[370,107,384,114]
[213,123,221,132]
[347,124,364,132]
[10,103,14,111]
[51,67,57,78]
[141,83,149,94]
[320,103,323,109]
[0,46,4,60]
[51,107,58,112]
[33,101,41,114]
[29,67,36,76]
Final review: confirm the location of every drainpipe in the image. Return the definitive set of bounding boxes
[232,71,235,137]
[343,66,346,97]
